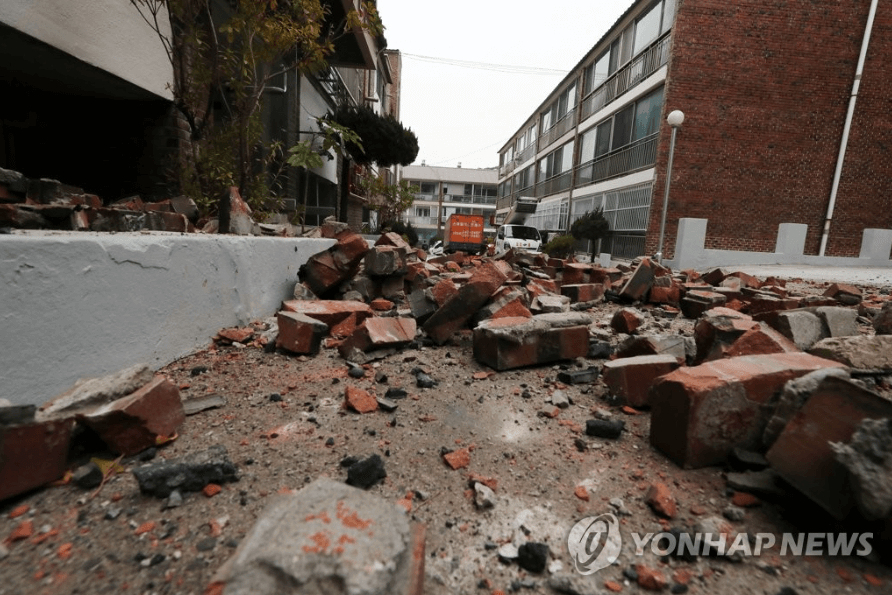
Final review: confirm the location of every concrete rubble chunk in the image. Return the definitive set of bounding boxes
[618,257,656,301]
[78,376,185,456]
[364,245,408,277]
[132,444,239,498]
[693,308,757,363]
[602,354,680,408]
[813,306,859,338]
[808,335,892,369]
[37,364,154,421]
[770,310,825,350]
[681,290,727,319]
[873,301,892,335]
[473,315,589,371]
[615,334,687,361]
[532,293,571,313]
[831,418,892,520]
[766,376,892,519]
[649,353,845,469]
[213,478,424,595]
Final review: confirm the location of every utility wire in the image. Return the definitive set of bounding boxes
[402,52,568,76]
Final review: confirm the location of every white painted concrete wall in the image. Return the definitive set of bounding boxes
[1,0,173,99]
[300,76,339,184]
[0,232,335,406]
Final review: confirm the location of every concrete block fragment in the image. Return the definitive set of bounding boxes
[680,290,727,319]
[473,316,589,371]
[602,354,680,408]
[762,368,851,449]
[79,377,185,456]
[875,301,892,335]
[649,353,845,469]
[407,289,437,324]
[615,335,687,361]
[276,311,328,355]
[364,245,408,277]
[766,376,892,519]
[214,478,424,595]
[532,294,570,313]
[772,310,824,350]
[808,335,892,369]
[0,419,73,501]
[832,418,892,521]
[813,306,859,338]
[37,363,155,421]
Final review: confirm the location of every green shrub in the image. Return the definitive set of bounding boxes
[543,234,576,259]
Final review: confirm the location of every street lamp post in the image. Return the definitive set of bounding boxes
[656,109,684,265]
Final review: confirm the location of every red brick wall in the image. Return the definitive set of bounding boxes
[647,0,891,258]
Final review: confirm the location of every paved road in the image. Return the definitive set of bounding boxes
[726,264,892,288]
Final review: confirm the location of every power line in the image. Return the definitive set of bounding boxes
[402,52,568,76]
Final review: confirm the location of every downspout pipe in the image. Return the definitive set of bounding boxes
[820,0,879,256]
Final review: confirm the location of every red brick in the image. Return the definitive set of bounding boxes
[725,323,800,358]
[430,278,458,306]
[681,290,728,319]
[0,420,73,501]
[650,353,845,469]
[619,258,656,301]
[561,263,590,285]
[766,375,892,519]
[610,308,644,334]
[602,355,680,408]
[338,317,416,357]
[636,565,668,591]
[693,308,757,363]
[369,298,394,311]
[79,376,185,456]
[443,448,470,470]
[344,386,378,414]
[473,316,589,371]
[276,311,328,355]
[281,300,373,334]
[375,231,410,250]
[561,283,605,303]
[646,482,677,518]
[423,262,507,344]
[648,283,682,305]
[218,327,255,343]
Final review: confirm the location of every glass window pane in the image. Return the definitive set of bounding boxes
[580,128,596,163]
[633,87,664,140]
[634,2,662,55]
[561,141,574,173]
[612,105,634,150]
[595,120,612,157]
[662,0,677,34]
[619,25,634,65]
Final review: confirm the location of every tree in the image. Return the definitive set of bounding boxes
[570,207,612,262]
[329,105,419,167]
[358,175,418,230]
[130,0,382,232]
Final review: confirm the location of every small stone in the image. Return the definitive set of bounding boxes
[585,419,625,439]
[415,372,438,388]
[196,537,217,552]
[385,388,408,400]
[722,506,745,521]
[473,482,496,509]
[636,564,668,591]
[498,543,519,561]
[72,462,104,489]
[164,490,184,510]
[646,482,677,518]
[551,390,570,409]
[375,397,399,412]
[517,542,549,573]
[345,454,386,489]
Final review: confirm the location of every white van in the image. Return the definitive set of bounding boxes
[495,224,542,253]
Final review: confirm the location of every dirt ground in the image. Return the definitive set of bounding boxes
[1,276,891,595]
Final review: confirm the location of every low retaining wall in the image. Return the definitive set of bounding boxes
[0,231,335,406]
[663,218,892,271]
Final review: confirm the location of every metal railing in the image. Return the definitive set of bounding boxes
[581,33,671,121]
[535,171,572,197]
[516,143,536,164]
[499,159,517,177]
[574,132,658,186]
[407,215,439,227]
[446,193,497,205]
[538,107,577,151]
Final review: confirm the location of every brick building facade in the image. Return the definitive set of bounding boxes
[497,0,891,260]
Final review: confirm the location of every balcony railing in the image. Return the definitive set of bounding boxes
[516,143,536,165]
[581,32,671,121]
[534,171,572,197]
[445,193,497,205]
[407,215,440,227]
[575,132,659,187]
[538,107,577,151]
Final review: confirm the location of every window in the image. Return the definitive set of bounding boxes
[633,87,664,140]
[415,206,430,218]
[419,182,436,196]
[580,127,597,164]
[633,2,662,55]
[661,0,676,34]
[541,84,578,132]
[539,141,575,180]
[596,120,613,157]
[611,105,634,150]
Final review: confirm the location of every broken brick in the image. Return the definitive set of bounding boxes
[681,290,727,319]
[423,262,507,344]
[0,418,73,502]
[276,311,328,355]
[650,353,845,469]
[646,482,677,518]
[610,308,645,334]
[443,448,470,470]
[338,317,417,358]
[602,355,680,408]
[78,376,185,456]
[473,315,589,371]
[561,283,605,303]
[345,386,378,414]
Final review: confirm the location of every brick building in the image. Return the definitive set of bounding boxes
[497,0,891,259]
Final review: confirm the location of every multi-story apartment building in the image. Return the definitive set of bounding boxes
[497,0,892,260]
[400,164,497,245]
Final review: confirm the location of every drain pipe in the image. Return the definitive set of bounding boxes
[820,0,879,256]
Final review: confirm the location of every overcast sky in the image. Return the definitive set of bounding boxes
[375,0,634,170]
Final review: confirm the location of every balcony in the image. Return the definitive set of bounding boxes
[581,33,671,121]
[445,193,497,205]
[574,132,658,187]
[537,107,577,151]
[535,171,572,197]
